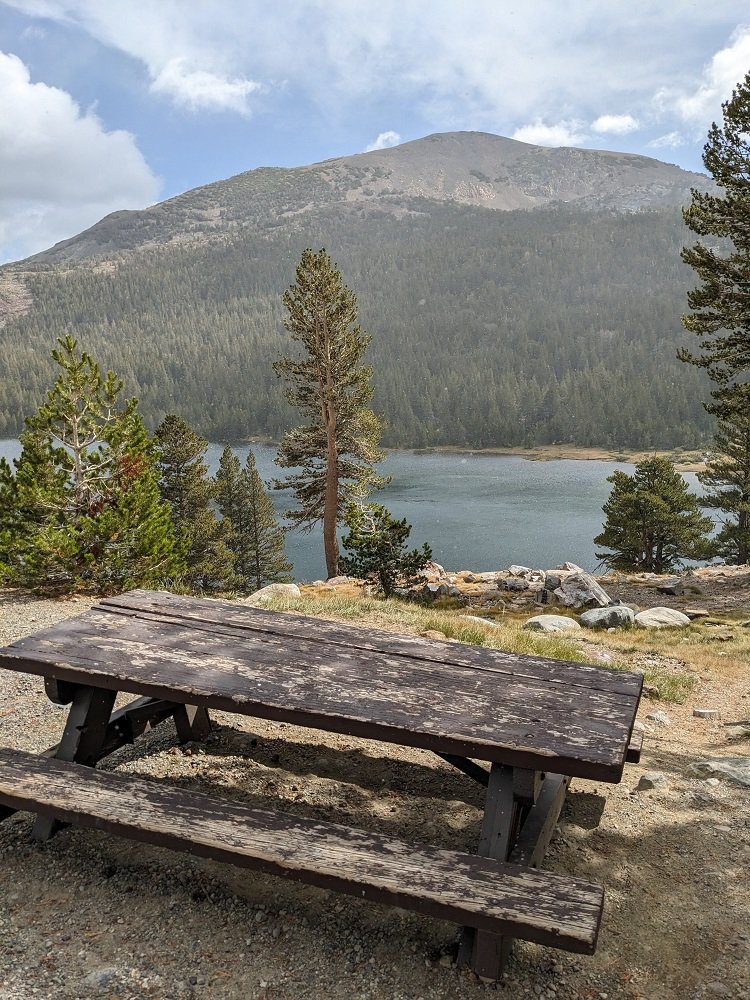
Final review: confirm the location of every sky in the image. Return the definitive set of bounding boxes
[0,1,748,264]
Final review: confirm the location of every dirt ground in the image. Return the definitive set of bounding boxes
[0,582,748,1000]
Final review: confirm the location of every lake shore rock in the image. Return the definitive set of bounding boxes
[523,614,581,633]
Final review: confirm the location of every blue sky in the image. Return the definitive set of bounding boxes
[1,1,748,264]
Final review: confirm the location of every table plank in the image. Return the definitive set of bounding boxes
[0,598,642,781]
[101,590,642,698]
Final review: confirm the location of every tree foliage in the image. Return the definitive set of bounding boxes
[339,503,432,596]
[274,248,386,577]
[594,457,713,574]
[215,445,292,592]
[0,336,181,593]
[680,71,750,419]
[698,411,750,565]
[155,414,236,591]
[679,73,750,566]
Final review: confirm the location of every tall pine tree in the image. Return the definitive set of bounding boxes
[0,336,181,594]
[155,414,236,591]
[215,445,292,592]
[680,71,750,416]
[273,248,387,578]
[680,72,750,565]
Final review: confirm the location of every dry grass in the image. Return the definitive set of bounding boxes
[593,620,750,681]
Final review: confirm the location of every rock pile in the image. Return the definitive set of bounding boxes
[399,560,618,611]
[393,561,698,632]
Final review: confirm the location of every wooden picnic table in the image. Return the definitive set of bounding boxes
[0,588,643,980]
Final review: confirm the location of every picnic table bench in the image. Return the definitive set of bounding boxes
[0,588,643,980]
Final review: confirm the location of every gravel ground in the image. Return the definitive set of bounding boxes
[0,588,749,1000]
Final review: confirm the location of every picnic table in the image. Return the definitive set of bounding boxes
[0,589,643,980]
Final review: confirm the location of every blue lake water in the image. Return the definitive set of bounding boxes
[0,440,703,582]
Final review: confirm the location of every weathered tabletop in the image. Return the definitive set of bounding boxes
[0,588,642,782]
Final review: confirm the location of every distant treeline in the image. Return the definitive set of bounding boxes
[0,201,712,448]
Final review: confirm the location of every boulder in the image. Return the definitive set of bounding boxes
[689,758,750,788]
[579,605,635,629]
[508,564,532,577]
[458,615,503,630]
[503,577,530,592]
[523,614,581,633]
[634,607,691,629]
[246,583,301,605]
[553,572,611,608]
[637,771,667,791]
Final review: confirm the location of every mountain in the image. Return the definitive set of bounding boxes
[0,132,714,448]
[23,132,707,266]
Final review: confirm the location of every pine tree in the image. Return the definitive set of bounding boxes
[679,72,750,566]
[594,457,713,573]
[0,336,182,594]
[215,445,292,592]
[698,411,750,564]
[155,414,236,592]
[680,71,750,419]
[273,248,387,578]
[339,503,432,597]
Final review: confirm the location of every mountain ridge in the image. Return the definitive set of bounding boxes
[10,131,711,268]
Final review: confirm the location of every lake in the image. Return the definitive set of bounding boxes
[0,440,703,581]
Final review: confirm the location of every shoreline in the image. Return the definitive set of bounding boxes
[388,444,707,471]
[2,436,707,472]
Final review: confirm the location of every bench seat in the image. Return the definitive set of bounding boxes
[0,747,603,954]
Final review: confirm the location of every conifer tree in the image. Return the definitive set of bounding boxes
[679,72,750,566]
[215,445,292,592]
[0,336,181,593]
[680,71,750,419]
[274,248,387,578]
[698,412,750,564]
[155,414,236,591]
[594,457,713,573]
[339,503,432,597]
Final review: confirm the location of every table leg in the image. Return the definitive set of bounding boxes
[458,763,520,979]
[33,685,117,842]
[173,704,212,742]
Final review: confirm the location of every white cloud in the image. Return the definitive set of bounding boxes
[648,131,687,149]
[512,119,587,147]
[4,0,266,115]
[675,25,750,126]
[0,51,159,263]
[5,1,745,132]
[151,58,263,114]
[365,130,401,152]
[591,114,639,135]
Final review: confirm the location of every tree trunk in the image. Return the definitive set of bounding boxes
[323,403,339,579]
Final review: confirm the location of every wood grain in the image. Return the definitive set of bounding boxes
[0,590,643,781]
[0,748,604,953]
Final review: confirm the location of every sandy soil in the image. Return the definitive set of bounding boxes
[0,587,748,1000]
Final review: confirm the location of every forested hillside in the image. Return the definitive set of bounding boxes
[0,133,714,448]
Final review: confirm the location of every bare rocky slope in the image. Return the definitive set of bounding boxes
[14,131,710,267]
